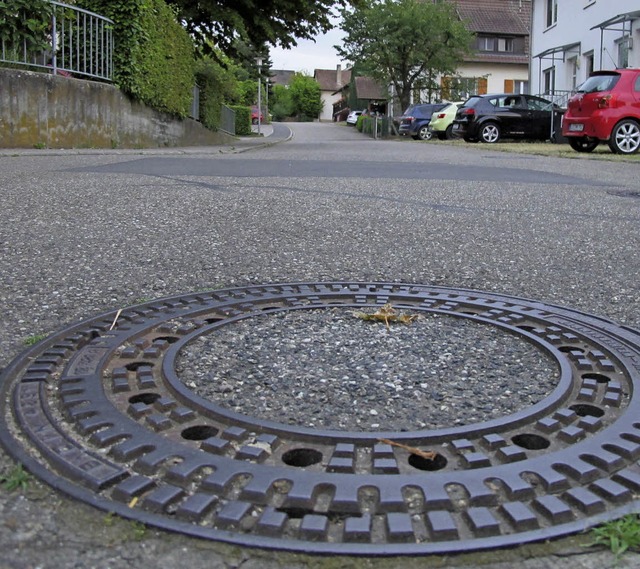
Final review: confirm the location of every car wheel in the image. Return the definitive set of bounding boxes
[444,124,454,140]
[568,138,599,153]
[479,122,500,143]
[608,120,640,154]
[417,126,432,141]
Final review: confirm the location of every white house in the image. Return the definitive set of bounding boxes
[314,65,352,121]
[402,0,533,111]
[530,1,640,103]
[444,0,532,98]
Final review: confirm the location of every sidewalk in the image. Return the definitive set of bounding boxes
[0,123,292,157]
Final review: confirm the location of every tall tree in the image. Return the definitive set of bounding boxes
[288,73,323,120]
[336,0,473,111]
[168,0,362,62]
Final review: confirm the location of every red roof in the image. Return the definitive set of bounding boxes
[454,0,530,35]
[314,67,353,91]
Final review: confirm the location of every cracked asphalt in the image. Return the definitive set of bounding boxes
[1,122,640,568]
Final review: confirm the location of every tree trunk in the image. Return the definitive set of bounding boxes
[398,87,411,113]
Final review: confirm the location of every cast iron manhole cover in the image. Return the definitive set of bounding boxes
[2,282,640,555]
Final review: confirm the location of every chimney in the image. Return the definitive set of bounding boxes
[337,64,342,87]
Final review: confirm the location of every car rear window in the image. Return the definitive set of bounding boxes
[461,97,483,109]
[577,73,620,94]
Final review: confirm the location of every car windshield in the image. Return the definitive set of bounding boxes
[526,97,553,111]
[576,74,620,94]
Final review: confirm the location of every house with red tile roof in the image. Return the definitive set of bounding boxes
[330,70,390,121]
[438,0,532,101]
[313,65,353,121]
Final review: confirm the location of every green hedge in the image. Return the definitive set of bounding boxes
[0,0,53,60]
[80,0,194,117]
[195,58,238,131]
[196,65,221,131]
[230,105,251,135]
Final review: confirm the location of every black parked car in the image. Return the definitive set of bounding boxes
[399,103,448,140]
[451,94,562,143]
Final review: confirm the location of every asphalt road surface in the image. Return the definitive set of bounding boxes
[0,122,639,568]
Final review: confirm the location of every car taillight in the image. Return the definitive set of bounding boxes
[597,94,613,109]
[436,113,446,119]
[461,108,475,116]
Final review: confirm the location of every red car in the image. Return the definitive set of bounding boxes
[251,106,264,125]
[562,69,640,154]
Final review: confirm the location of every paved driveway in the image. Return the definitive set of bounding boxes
[0,123,639,568]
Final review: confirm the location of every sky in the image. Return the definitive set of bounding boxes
[269,22,348,73]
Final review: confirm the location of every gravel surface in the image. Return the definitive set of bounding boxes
[177,309,559,431]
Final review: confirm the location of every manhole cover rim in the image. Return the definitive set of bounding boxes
[1,281,640,556]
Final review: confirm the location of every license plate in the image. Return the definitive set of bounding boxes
[569,124,584,132]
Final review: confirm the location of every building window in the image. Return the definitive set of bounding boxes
[584,51,594,76]
[441,76,487,100]
[618,37,631,69]
[543,67,556,94]
[569,58,578,90]
[497,38,514,52]
[478,36,515,53]
[546,0,558,28]
[478,37,495,51]
[504,79,529,94]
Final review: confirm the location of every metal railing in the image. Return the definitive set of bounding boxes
[220,104,236,135]
[539,89,575,110]
[0,1,113,81]
[535,90,576,142]
[190,86,200,120]
[361,115,393,140]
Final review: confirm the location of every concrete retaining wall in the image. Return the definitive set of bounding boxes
[0,68,235,149]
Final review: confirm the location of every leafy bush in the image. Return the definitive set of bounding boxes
[270,102,289,122]
[269,84,293,121]
[0,0,53,55]
[288,73,322,120]
[136,0,195,117]
[0,0,53,60]
[236,80,257,107]
[230,105,251,135]
[80,0,195,117]
[195,57,239,130]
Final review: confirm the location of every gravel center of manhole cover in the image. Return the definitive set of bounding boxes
[176,309,559,431]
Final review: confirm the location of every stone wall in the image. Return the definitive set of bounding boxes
[0,68,235,149]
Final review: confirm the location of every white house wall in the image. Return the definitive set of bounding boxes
[456,63,529,95]
[409,63,529,106]
[530,0,640,96]
[319,92,338,121]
